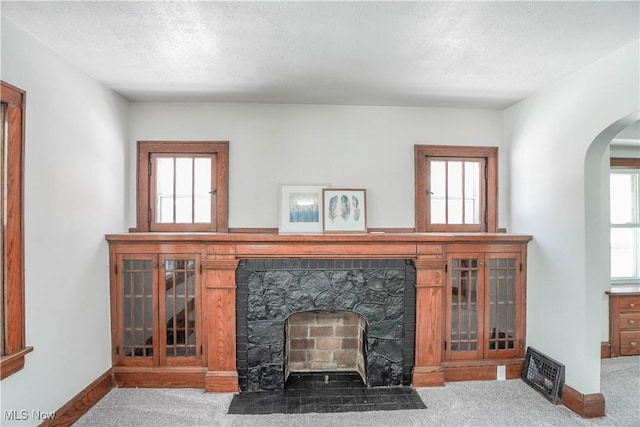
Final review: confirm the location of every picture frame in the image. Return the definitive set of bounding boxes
[279,185,328,234]
[322,188,367,233]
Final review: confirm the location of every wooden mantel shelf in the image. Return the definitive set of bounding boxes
[106,231,532,245]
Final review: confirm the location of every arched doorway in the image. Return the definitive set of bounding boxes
[584,110,639,387]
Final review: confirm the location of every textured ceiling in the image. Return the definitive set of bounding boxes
[1,1,639,109]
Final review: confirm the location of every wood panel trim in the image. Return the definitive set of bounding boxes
[413,259,447,270]
[106,232,533,245]
[205,371,239,393]
[1,81,29,379]
[411,366,445,387]
[39,369,113,427]
[113,368,206,388]
[601,341,611,359]
[0,346,33,380]
[611,157,640,168]
[562,384,605,418]
[235,243,417,258]
[201,259,240,270]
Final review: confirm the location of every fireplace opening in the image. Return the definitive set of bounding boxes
[284,310,367,385]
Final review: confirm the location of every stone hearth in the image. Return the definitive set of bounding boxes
[235,259,416,392]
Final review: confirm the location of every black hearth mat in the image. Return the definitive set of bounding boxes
[228,372,426,414]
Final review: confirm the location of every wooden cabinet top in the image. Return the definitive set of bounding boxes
[105,232,533,245]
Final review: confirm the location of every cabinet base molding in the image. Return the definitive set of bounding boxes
[204,370,239,393]
[40,369,114,427]
[562,384,605,418]
[412,366,445,386]
[113,367,206,388]
[601,341,611,359]
[442,359,524,382]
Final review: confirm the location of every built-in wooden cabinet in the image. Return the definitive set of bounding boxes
[609,291,640,357]
[106,232,531,390]
[109,246,206,387]
[445,250,525,362]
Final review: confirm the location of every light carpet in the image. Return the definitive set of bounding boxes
[75,356,639,427]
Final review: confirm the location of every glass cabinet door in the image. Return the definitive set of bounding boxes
[447,254,483,360]
[486,254,521,358]
[159,256,200,366]
[118,255,158,366]
[115,253,201,367]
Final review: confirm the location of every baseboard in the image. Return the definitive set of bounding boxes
[113,366,206,388]
[39,369,113,427]
[411,366,445,386]
[562,384,605,418]
[442,358,524,382]
[601,341,611,359]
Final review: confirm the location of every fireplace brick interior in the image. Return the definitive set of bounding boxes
[235,258,416,392]
[284,310,367,382]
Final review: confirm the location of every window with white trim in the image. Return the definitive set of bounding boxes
[610,159,640,281]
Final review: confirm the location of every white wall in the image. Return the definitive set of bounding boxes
[130,103,505,230]
[0,18,129,425]
[504,40,639,394]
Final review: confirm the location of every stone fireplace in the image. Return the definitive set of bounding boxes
[235,259,416,392]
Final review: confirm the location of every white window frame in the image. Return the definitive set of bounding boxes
[610,158,640,284]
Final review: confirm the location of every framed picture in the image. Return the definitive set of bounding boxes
[279,185,328,234]
[322,188,367,233]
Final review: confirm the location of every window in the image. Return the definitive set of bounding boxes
[610,158,640,281]
[415,145,498,232]
[1,81,32,380]
[137,141,229,232]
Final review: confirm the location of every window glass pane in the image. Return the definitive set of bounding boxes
[175,158,193,223]
[193,158,212,223]
[156,158,174,223]
[448,161,463,224]
[464,161,480,224]
[610,173,635,224]
[611,228,638,278]
[175,197,191,223]
[430,160,446,224]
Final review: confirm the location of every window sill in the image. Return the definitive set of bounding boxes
[1,346,34,380]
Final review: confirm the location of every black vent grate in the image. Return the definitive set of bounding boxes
[521,347,565,404]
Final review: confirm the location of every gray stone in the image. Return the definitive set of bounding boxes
[356,303,386,323]
[238,259,414,391]
[263,271,294,291]
[248,321,284,344]
[385,270,406,295]
[385,296,405,321]
[264,289,290,320]
[313,289,335,309]
[260,365,285,390]
[284,288,314,312]
[368,337,403,362]
[368,321,401,339]
[365,273,387,291]
[333,291,359,310]
[247,293,267,321]
[298,271,331,297]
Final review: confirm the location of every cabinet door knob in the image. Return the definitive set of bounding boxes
[630,320,636,325]
[630,303,636,308]
[631,341,638,346]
